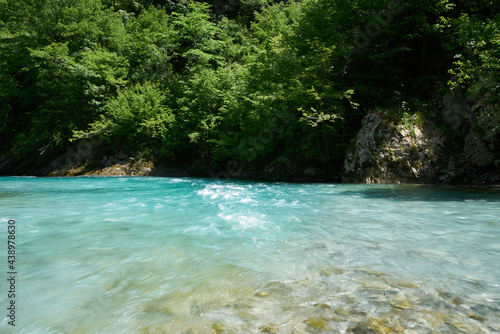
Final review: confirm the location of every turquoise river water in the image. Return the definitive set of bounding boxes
[0,176,499,333]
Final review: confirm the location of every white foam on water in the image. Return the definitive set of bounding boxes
[218,212,269,231]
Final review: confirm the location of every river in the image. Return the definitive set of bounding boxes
[1,177,499,333]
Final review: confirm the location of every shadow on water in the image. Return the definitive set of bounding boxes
[0,191,26,199]
[338,184,500,202]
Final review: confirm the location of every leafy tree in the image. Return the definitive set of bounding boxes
[221,0,361,172]
[73,82,175,155]
[0,0,129,159]
[1,0,498,179]
[447,12,499,155]
[171,1,224,73]
[175,63,247,163]
[122,6,176,85]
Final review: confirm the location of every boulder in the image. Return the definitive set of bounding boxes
[342,111,446,183]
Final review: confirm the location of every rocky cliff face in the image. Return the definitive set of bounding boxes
[342,90,500,185]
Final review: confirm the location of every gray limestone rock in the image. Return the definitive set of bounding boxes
[442,88,472,130]
[342,111,446,183]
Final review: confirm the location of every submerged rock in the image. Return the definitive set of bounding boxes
[467,312,486,322]
[350,318,402,334]
[448,320,489,333]
[304,316,330,330]
[393,281,420,289]
[212,321,229,334]
[254,291,271,298]
[259,323,280,333]
[449,297,464,306]
[389,298,412,310]
[314,303,331,310]
[334,308,350,316]
[419,309,447,328]
[313,266,344,277]
[369,318,398,334]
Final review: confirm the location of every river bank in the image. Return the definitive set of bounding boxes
[1,102,498,185]
[1,148,499,186]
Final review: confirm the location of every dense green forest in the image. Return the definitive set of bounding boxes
[0,0,498,179]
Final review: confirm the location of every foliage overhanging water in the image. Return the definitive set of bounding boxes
[1,177,499,333]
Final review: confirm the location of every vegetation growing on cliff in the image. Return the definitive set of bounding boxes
[0,0,498,178]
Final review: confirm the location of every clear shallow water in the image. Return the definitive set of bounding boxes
[0,177,499,334]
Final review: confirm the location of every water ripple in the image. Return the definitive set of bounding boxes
[0,177,499,333]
